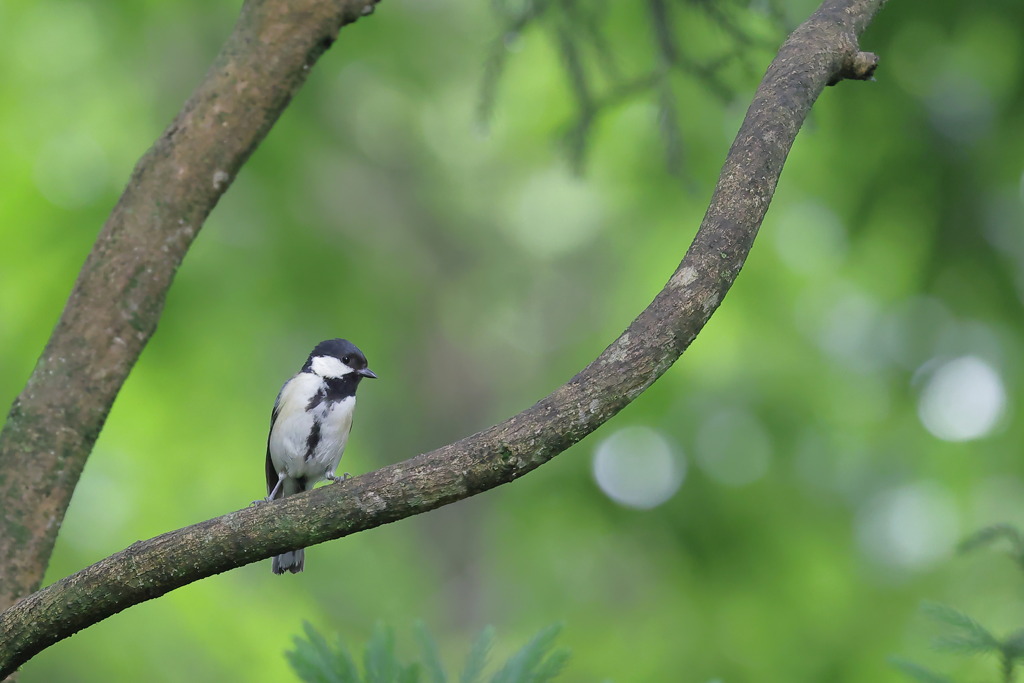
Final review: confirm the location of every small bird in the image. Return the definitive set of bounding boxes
[265,338,377,574]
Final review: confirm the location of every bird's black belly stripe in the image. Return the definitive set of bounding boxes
[304,419,322,461]
[306,388,325,411]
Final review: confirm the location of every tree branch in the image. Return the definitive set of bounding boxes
[0,0,380,610]
[0,0,885,676]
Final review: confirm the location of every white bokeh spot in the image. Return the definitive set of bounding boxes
[917,355,1006,442]
[505,168,604,258]
[856,482,959,571]
[593,426,685,509]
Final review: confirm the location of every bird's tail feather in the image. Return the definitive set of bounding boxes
[272,548,304,574]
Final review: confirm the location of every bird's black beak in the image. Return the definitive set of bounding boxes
[358,367,378,379]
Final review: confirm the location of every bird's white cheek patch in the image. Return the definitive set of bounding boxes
[311,355,351,378]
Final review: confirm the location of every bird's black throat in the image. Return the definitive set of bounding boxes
[325,373,363,401]
[304,373,364,413]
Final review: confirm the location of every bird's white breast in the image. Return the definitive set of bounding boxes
[269,373,356,482]
[312,395,356,472]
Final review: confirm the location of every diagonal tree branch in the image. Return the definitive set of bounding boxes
[0,0,380,611]
[0,0,885,677]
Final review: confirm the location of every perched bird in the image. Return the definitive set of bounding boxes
[265,338,377,574]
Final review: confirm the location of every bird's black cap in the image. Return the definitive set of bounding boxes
[302,338,377,378]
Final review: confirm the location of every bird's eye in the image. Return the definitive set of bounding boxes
[342,356,351,365]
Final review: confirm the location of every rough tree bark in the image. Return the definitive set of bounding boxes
[0,0,884,677]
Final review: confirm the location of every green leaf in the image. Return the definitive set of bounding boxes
[931,634,1000,656]
[1003,629,1024,661]
[529,647,570,683]
[460,626,495,683]
[399,663,423,683]
[958,524,1024,556]
[365,622,400,683]
[286,621,567,683]
[889,656,955,683]
[490,624,568,683]
[920,602,1000,655]
[921,602,999,655]
[415,620,447,683]
[287,622,360,683]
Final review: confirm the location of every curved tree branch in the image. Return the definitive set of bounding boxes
[0,0,379,610]
[0,0,885,676]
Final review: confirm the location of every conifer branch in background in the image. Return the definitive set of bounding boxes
[287,621,569,683]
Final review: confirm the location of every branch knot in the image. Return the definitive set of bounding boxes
[828,50,879,85]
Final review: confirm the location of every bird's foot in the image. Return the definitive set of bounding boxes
[325,472,351,483]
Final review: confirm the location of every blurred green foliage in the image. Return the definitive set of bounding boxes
[1,0,1023,681]
[892,525,1024,682]
[287,621,567,683]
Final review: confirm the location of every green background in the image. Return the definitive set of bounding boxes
[2,0,1023,680]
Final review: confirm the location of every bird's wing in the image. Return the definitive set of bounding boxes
[265,373,323,496]
[265,445,279,498]
[266,381,287,497]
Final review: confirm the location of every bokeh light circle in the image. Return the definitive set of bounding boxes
[592,426,685,509]
[917,355,1006,442]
